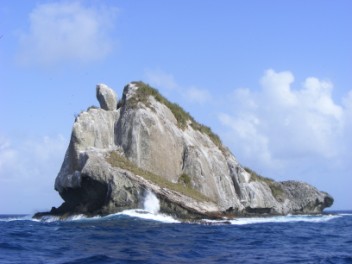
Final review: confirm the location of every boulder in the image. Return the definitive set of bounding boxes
[96,84,118,111]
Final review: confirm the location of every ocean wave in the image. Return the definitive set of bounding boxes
[0,210,179,223]
[202,214,341,225]
[60,254,117,264]
[0,212,343,224]
[339,213,352,216]
[0,242,26,251]
[112,209,180,223]
[30,212,341,225]
[0,215,32,222]
[33,209,180,224]
[36,214,101,223]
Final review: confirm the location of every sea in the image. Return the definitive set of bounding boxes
[1,193,351,264]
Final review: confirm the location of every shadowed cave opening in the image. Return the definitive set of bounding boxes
[53,176,109,215]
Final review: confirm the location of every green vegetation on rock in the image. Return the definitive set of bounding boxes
[127,81,224,152]
[106,151,211,202]
[178,173,192,187]
[244,167,285,200]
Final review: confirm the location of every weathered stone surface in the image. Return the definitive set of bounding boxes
[54,107,119,193]
[39,82,333,220]
[116,97,184,183]
[96,84,118,111]
[279,181,334,214]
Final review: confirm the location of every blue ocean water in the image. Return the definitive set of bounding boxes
[0,210,351,264]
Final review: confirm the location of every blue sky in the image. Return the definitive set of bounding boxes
[0,1,351,214]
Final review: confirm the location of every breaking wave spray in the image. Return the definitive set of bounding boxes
[143,190,160,214]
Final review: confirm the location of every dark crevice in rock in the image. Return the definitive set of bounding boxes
[245,207,272,215]
[323,194,334,208]
[35,176,109,219]
[61,176,109,213]
[181,146,188,171]
[229,164,242,199]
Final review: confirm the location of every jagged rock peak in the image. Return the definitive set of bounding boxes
[96,83,118,111]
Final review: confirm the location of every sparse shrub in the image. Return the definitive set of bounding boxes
[178,173,191,187]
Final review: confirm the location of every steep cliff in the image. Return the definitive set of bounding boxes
[38,82,333,220]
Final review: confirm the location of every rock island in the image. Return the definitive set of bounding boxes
[34,82,333,220]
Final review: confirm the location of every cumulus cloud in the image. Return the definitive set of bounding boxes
[219,112,275,168]
[343,91,352,110]
[219,69,349,170]
[261,69,297,107]
[0,134,67,213]
[17,2,118,66]
[145,69,211,104]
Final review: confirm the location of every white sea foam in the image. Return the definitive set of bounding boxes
[143,190,160,214]
[113,190,179,223]
[30,214,101,223]
[66,214,101,221]
[203,214,341,225]
[0,211,344,225]
[0,214,66,223]
[117,209,179,223]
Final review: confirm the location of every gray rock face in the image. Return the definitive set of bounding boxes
[47,82,333,220]
[280,181,333,214]
[96,84,118,111]
[54,107,119,193]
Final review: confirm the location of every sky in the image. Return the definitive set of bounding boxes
[0,1,351,214]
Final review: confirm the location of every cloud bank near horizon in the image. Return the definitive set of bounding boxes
[0,135,67,213]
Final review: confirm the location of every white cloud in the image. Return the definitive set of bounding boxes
[343,91,352,110]
[0,134,67,213]
[300,77,342,120]
[219,112,277,168]
[219,69,349,169]
[260,69,297,107]
[17,2,118,66]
